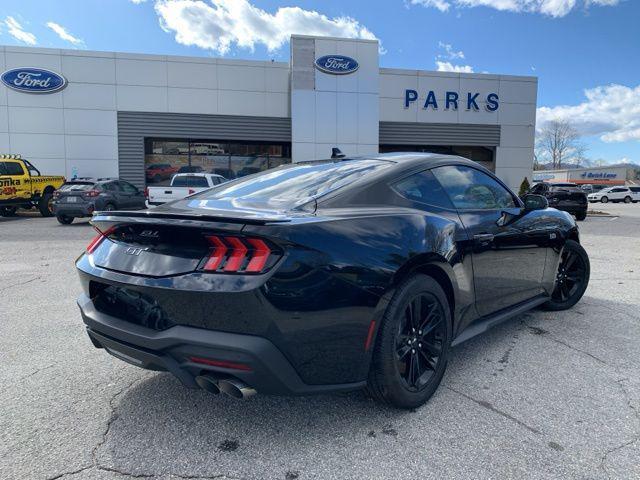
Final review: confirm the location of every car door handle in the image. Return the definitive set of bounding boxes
[473,233,495,243]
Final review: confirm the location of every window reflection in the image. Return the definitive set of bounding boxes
[144,139,291,186]
[379,145,495,171]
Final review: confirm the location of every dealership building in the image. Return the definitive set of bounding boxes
[0,36,538,190]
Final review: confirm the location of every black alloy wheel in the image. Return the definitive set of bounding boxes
[368,274,451,409]
[395,293,446,392]
[542,240,590,311]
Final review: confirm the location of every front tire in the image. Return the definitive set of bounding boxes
[575,210,587,221]
[601,196,609,203]
[38,193,55,217]
[624,196,632,203]
[542,240,590,311]
[367,275,451,409]
[56,215,74,225]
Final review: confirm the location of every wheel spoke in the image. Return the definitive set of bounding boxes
[412,298,422,330]
[564,252,577,270]
[421,340,442,356]
[397,344,412,360]
[418,348,437,370]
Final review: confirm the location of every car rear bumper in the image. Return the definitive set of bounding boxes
[53,202,94,217]
[78,293,366,396]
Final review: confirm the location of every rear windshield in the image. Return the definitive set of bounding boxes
[59,182,95,191]
[172,176,209,187]
[187,160,391,211]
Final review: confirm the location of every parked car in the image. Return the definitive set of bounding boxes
[580,184,608,194]
[528,182,588,220]
[587,186,635,203]
[145,163,178,183]
[0,154,65,217]
[629,186,640,202]
[177,165,204,174]
[146,173,226,206]
[76,153,590,409]
[53,178,146,224]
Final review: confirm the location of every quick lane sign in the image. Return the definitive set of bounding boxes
[405,89,499,112]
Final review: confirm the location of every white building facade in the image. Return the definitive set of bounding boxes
[0,36,537,190]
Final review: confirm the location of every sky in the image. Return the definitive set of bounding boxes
[0,0,638,165]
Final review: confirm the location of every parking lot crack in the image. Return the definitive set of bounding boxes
[18,363,55,382]
[446,386,541,435]
[44,464,93,480]
[0,275,41,292]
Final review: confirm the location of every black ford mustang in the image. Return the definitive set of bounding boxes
[76,153,590,408]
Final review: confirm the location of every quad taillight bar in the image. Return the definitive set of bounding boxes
[86,226,116,254]
[202,235,275,273]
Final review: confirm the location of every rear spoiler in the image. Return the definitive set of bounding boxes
[90,210,291,230]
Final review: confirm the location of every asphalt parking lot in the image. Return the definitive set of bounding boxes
[1,203,639,480]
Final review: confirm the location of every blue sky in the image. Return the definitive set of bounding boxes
[1,0,638,164]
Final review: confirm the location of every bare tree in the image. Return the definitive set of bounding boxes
[537,120,580,169]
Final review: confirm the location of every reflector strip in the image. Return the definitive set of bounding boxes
[245,238,271,273]
[203,236,228,271]
[189,356,252,371]
[223,236,248,272]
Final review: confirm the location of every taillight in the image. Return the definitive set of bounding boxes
[144,187,149,199]
[202,235,277,274]
[86,226,116,254]
[84,190,100,198]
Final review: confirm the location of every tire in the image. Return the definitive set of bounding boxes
[0,206,18,217]
[56,215,74,225]
[600,196,609,203]
[624,196,632,203]
[542,240,590,311]
[575,210,587,221]
[38,193,54,217]
[367,274,452,409]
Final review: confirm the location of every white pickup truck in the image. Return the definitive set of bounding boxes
[146,173,227,206]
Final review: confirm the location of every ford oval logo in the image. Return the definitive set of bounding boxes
[1,67,67,94]
[315,55,359,75]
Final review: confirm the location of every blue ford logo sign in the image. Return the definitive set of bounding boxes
[315,55,359,75]
[1,67,67,94]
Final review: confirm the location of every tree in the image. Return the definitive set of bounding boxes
[537,120,580,169]
[519,177,531,197]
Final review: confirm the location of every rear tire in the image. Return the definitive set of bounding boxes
[542,240,590,311]
[0,206,18,217]
[56,215,74,225]
[601,196,609,203]
[575,210,587,221]
[367,274,451,409]
[38,193,54,217]
[624,196,632,203]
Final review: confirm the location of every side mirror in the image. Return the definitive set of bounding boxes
[521,194,548,211]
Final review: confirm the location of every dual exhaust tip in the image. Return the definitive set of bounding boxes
[195,374,256,399]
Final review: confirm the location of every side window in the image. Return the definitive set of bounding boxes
[392,170,454,209]
[432,165,517,210]
[0,161,25,175]
[120,181,138,194]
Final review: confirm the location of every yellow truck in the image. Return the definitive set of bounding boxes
[0,154,66,217]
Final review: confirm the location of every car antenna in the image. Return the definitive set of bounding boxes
[331,147,346,159]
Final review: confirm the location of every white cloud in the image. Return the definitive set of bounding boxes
[537,84,640,143]
[436,61,474,72]
[412,0,620,17]
[438,41,465,59]
[46,22,84,46]
[130,0,148,3]
[154,0,380,55]
[4,16,37,45]
[411,0,451,11]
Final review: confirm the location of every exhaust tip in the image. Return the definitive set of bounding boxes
[218,379,256,399]
[195,374,221,395]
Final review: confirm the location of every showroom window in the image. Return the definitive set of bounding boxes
[379,145,495,171]
[144,139,291,186]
